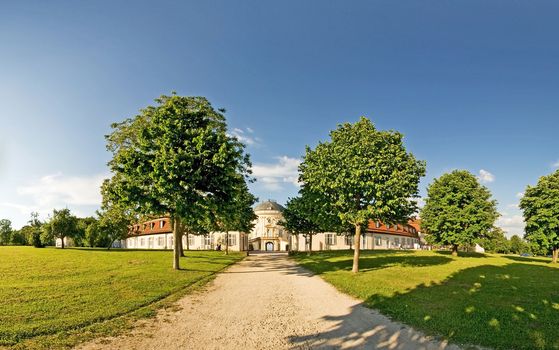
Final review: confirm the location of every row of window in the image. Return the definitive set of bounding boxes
[322,233,419,247]
[128,233,237,248]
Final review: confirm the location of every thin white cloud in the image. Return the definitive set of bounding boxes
[553,160,559,168]
[251,156,301,191]
[496,214,525,238]
[17,173,106,208]
[516,192,524,199]
[478,169,495,183]
[229,127,257,146]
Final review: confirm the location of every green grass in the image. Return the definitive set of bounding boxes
[293,250,559,350]
[0,246,243,349]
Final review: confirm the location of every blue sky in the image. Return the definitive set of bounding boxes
[1,1,558,236]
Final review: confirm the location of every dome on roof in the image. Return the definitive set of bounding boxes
[254,200,285,212]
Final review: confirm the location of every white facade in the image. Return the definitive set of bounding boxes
[124,201,421,252]
[291,232,420,251]
[125,231,248,251]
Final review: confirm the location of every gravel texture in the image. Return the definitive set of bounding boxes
[78,252,462,350]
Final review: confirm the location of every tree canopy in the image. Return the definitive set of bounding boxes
[42,209,79,249]
[104,94,252,268]
[0,219,13,246]
[299,117,425,272]
[520,169,559,263]
[421,170,499,256]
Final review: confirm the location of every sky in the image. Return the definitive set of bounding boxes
[1,1,558,237]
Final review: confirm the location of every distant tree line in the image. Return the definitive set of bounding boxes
[0,208,130,249]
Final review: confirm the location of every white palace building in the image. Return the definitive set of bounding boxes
[124,200,422,252]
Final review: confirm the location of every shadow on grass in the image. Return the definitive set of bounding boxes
[434,250,488,258]
[361,263,559,350]
[503,255,553,264]
[295,250,453,274]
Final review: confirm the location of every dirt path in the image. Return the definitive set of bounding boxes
[78,252,462,350]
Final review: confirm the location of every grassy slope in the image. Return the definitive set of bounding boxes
[0,247,243,348]
[294,250,559,350]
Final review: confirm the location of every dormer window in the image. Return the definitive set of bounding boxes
[159,220,164,228]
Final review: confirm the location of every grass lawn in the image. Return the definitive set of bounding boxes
[293,250,559,350]
[0,246,243,349]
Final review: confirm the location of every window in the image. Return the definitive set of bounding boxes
[188,235,195,247]
[376,221,381,228]
[159,220,164,229]
[326,233,336,245]
[168,236,173,247]
[204,234,212,246]
[158,237,164,246]
[362,234,366,247]
[150,222,155,230]
[140,238,145,246]
[344,235,353,246]
[148,237,153,247]
[228,234,236,246]
[375,237,381,246]
[394,237,400,246]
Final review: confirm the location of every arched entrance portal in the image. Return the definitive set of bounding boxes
[265,242,274,251]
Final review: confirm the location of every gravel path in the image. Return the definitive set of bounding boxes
[78,252,462,350]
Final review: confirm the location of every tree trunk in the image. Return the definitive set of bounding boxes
[552,247,558,264]
[307,234,313,256]
[178,234,185,257]
[225,231,229,255]
[60,236,65,249]
[186,232,190,251]
[451,244,458,257]
[352,224,361,273]
[173,217,180,270]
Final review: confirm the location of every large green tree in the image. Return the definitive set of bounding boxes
[421,170,499,256]
[42,209,79,249]
[0,219,13,245]
[299,117,425,272]
[520,169,559,263]
[104,94,251,269]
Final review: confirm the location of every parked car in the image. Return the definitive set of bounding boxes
[520,253,532,257]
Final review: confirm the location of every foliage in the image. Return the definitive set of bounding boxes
[73,217,96,247]
[281,190,348,253]
[509,235,528,254]
[41,209,79,249]
[213,176,257,254]
[478,227,510,254]
[0,246,243,348]
[520,169,559,263]
[0,219,13,245]
[29,212,44,248]
[10,230,27,246]
[294,250,559,350]
[299,117,425,271]
[104,94,252,269]
[421,170,499,256]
